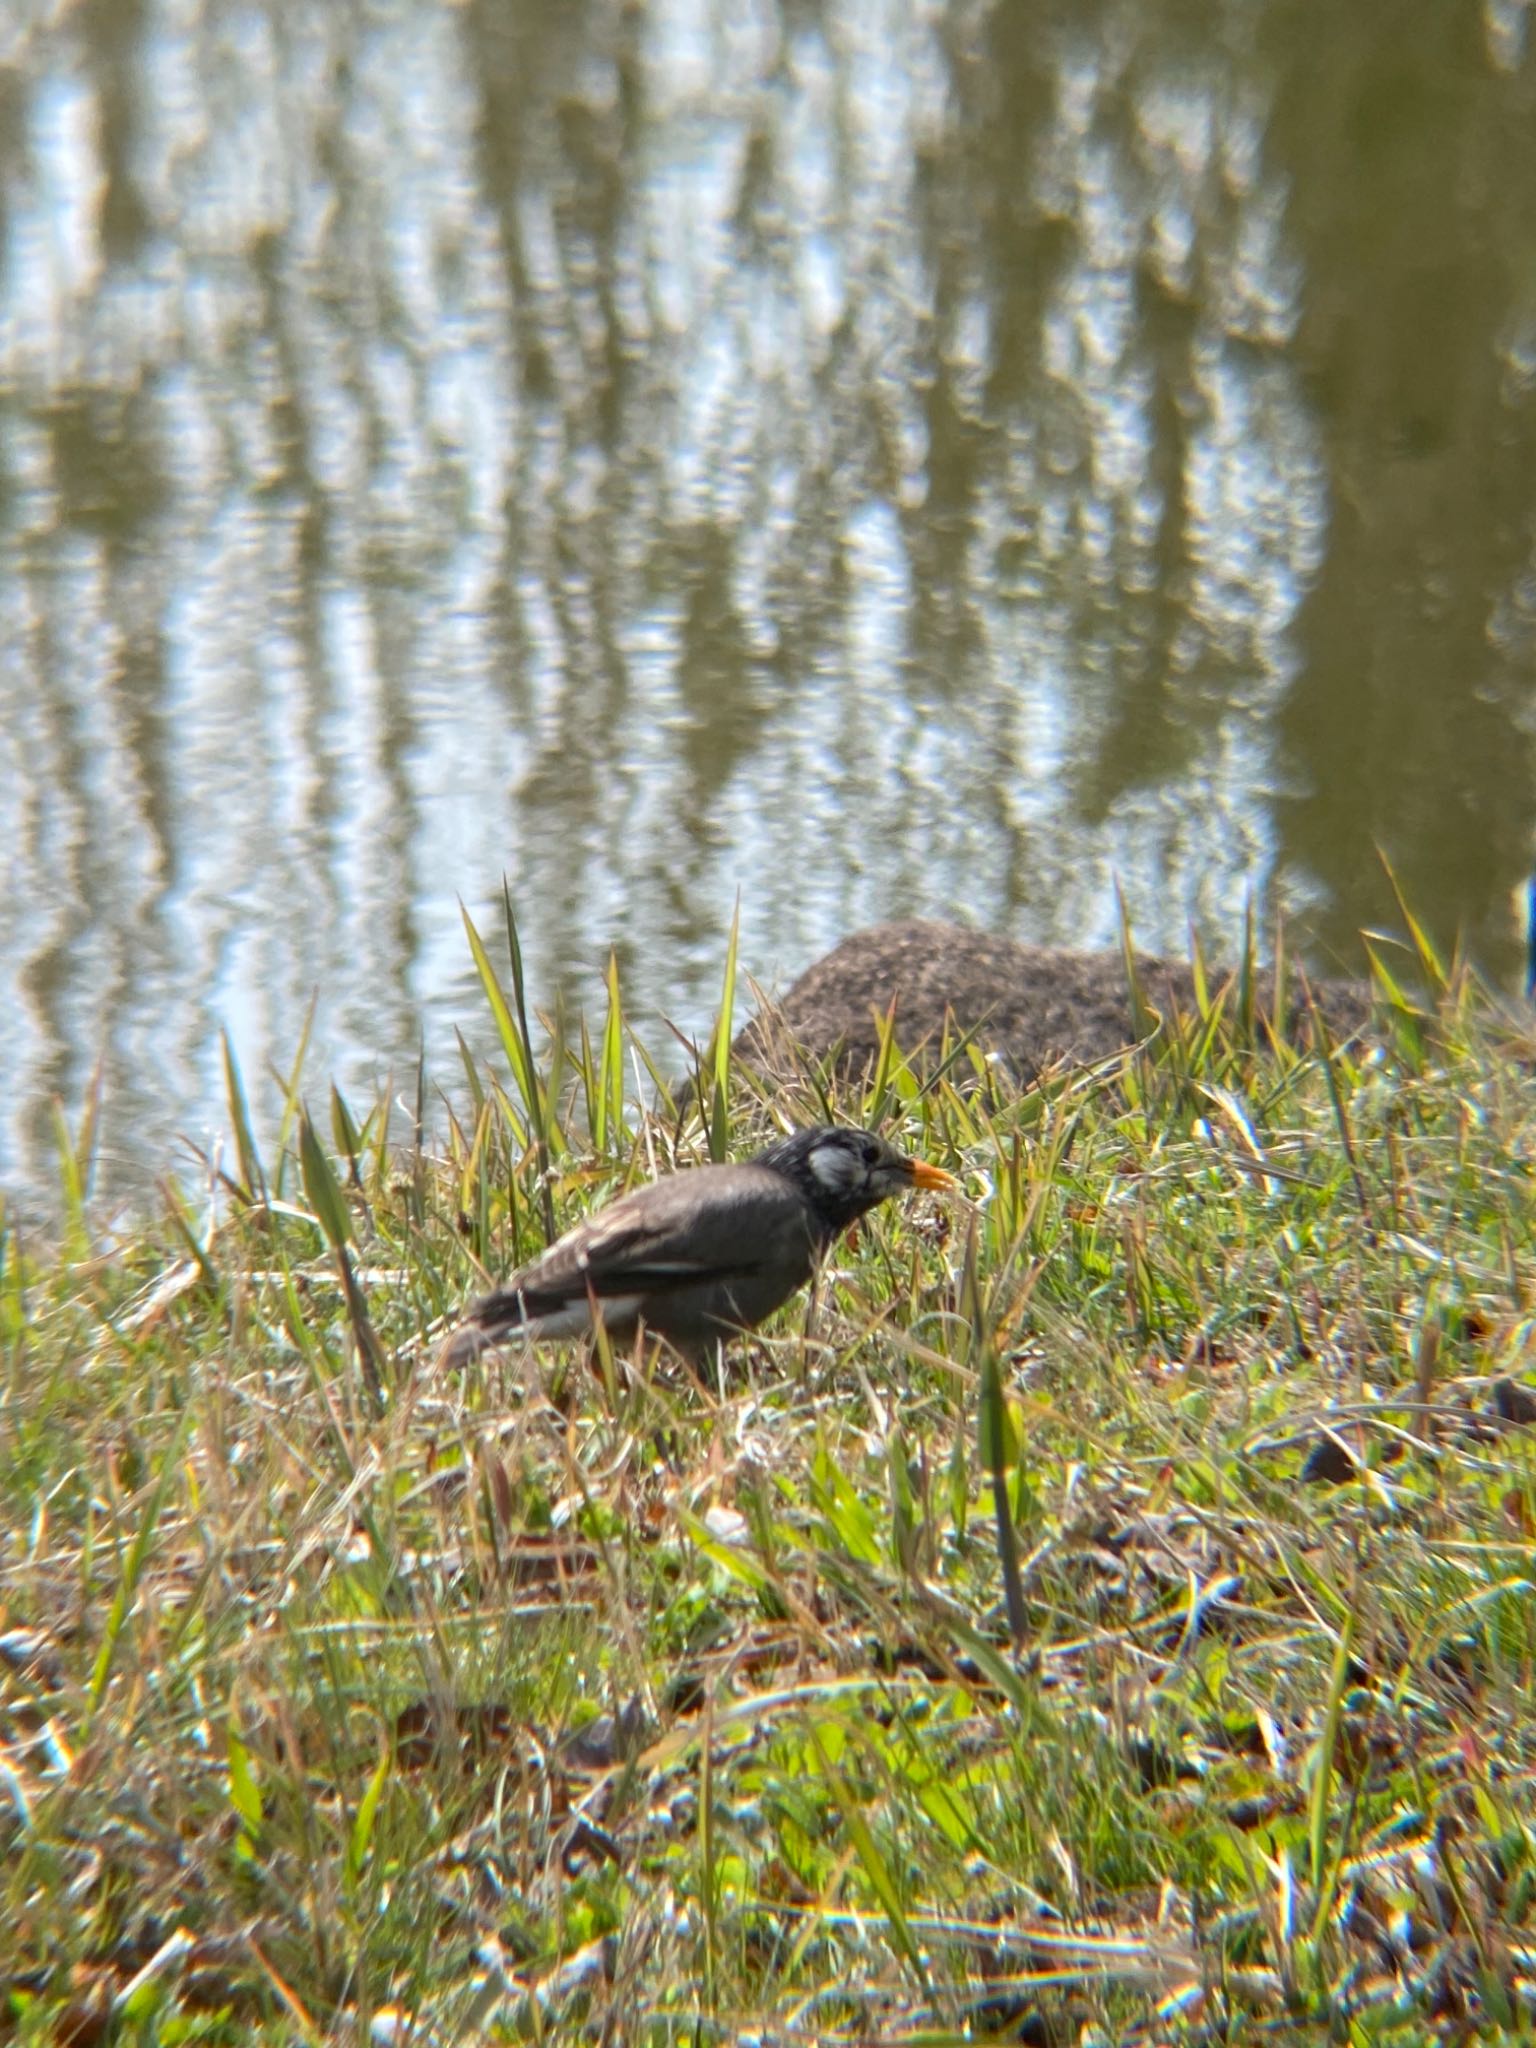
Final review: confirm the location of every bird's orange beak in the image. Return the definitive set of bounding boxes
[908,1158,958,1192]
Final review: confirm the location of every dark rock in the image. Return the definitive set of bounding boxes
[1491,1376,1536,1427]
[734,920,1374,1084]
[1300,1434,1360,1485]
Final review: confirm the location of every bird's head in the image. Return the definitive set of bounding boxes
[755,1125,956,1236]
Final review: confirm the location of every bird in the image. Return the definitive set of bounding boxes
[437,1125,956,1368]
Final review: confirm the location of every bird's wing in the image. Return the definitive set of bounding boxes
[498,1164,803,1313]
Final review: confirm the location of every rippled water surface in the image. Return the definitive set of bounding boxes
[3,0,1536,1209]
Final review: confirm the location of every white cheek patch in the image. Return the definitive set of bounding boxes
[808,1143,860,1191]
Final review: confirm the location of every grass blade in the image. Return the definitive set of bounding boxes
[329,1083,364,1189]
[1308,1597,1358,1907]
[299,1107,353,1251]
[463,894,557,1243]
[502,881,560,1157]
[299,1108,386,1413]
[86,1408,195,1722]
[462,901,540,1133]
[345,1746,391,1890]
[1114,880,1155,1045]
[600,949,625,1155]
[226,1725,263,1850]
[705,898,742,1162]
[806,1719,929,1991]
[966,1213,1027,1649]
[1238,892,1257,1042]
[1381,850,1449,995]
[221,1030,265,1201]
[270,989,318,1198]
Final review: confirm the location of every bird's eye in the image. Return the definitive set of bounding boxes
[861,1138,881,1166]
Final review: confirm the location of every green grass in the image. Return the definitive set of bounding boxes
[4,915,1536,2043]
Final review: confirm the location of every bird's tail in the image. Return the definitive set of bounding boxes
[435,1322,489,1371]
[435,1288,528,1371]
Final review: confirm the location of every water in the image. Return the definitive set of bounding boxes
[2,0,1534,1213]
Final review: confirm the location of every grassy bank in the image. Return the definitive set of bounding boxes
[4,914,1536,2044]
